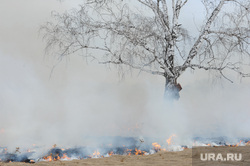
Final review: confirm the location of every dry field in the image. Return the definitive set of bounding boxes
[1,146,250,166]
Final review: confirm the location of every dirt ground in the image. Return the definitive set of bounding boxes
[1,146,250,166]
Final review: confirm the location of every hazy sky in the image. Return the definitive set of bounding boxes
[0,0,249,150]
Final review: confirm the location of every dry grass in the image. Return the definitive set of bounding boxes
[1,146,250,166]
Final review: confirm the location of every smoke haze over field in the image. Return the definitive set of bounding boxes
[0,0,250,151]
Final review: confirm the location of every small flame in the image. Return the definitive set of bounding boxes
[134,148,146,155]
[92,150,101,158]
[166,134,176,145]
[134,148,140,155]
[152,142,161,151]
[43,155,52,162]
[61,153,70,160]
[54,154,60,161]
[43,153,71,162]
[235,140,243,147]
[126,148,131,156]
[108,151,113,156]
[226,140,243,147]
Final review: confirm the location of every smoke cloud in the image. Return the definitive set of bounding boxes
[0,0,249,152]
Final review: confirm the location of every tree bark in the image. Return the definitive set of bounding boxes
[164,77,181,100]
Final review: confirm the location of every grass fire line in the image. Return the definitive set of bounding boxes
[0,135,250,164]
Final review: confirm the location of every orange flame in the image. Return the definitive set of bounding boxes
[152,142,161,151]
[135,148,141,155]
[126,149,132,156]
[43,153,71,161]
[43,155,52,162]
[108,151,113,156]
[92,150,101,158]
[227,140,243,147]
[54,154,60,161]
[134,148,145,155]
[235,140,242,147]
[61,153,70,160]
[166,134,176,145]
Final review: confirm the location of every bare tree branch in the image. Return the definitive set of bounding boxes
[42,0,250,99]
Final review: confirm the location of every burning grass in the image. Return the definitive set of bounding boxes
[0,136,249,164]
[1,146,250,166]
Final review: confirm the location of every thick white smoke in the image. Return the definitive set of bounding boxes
[0,0,249,153]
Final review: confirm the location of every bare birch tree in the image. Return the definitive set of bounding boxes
[42,0,250,100]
